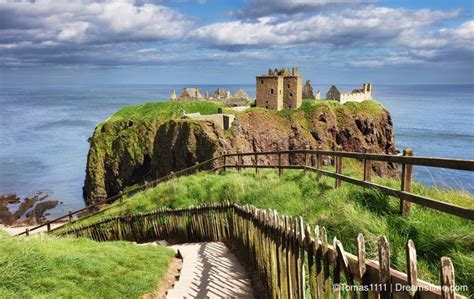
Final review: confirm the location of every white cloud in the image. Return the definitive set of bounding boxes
[0,0,193,45]
[192,7,461,50]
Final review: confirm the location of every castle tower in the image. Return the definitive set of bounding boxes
[282,67,302,109]
[256,70,284,110]
[256,66,303,110]
[363,83,373,100]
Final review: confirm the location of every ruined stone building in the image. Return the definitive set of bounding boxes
[303,80,320,100]
[326,83,372,104]
[181,110,235,130]
[256,67,302,110]
[180,87,203,99]
[170,87,250,105]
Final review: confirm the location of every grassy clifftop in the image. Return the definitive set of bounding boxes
[0,231,174,298]
[84,99,394,205]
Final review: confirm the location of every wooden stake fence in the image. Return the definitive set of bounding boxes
[56,203,466,299]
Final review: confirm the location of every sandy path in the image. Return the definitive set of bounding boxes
[0,223,65,236]
[165,242,254,299]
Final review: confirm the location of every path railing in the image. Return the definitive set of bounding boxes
[56,202,467,298]
[17,147,474,236]
[219,147,474,220]
[15,156,221,236]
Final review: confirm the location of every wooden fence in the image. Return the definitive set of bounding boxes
[56,202,467,299]
[18,148,473,236]
[219,148,474,221]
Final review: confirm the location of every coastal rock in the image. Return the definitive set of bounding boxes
[83,101,397,205]
[0,193,59,225]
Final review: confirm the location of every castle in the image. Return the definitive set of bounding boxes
[326,84,372,104]
[256,67,302,111]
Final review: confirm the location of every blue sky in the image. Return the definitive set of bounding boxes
[0,0,473,85]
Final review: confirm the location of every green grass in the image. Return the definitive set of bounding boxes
[0,231,174,298]
[63,168,473,295]
[97,100,225,131]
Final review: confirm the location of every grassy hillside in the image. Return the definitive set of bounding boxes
[64,167,473,295]
[0,231,174,298]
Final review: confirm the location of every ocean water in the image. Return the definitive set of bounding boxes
[0,84,473,216]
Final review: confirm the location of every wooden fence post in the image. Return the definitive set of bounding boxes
[223,152,227,172]
[278,147,283,177]
[68,210,73,222]
[304,145,310,174]
[406,239,418,297]
[440,257,455,299]
[378,236,391,299]
[363,149,372,182]
[400,148,413,215]
[255,153,259,175]
[237,151,241,172]
[25,228,29,236]
[316,146,322,180]
[335,147,343,188]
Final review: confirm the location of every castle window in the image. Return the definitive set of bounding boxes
[271,88,274,94]
[290,93,293,97]
[265,100,268,104]
[288,84,290,88]
[261,80,264,84]
[265,105,268,109]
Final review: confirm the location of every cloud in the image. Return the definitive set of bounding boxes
[0,0,472,74]
[231,0,369,18]
[193,7,460,48]
[0,0,193,45]
[191,6,473,65]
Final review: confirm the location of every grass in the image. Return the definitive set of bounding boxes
[61,167,474,296]
[0,231,175,298]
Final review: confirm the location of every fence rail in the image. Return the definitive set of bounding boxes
[17,148,474,236]
[56,203,467,299]
[221,148,474,221]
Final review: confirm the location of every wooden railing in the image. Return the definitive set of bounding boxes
[15,156,221,236]
[219,148,474,221]
[55,203,468,298]
[17,147,473,236]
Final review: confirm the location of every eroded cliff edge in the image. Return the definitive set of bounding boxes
[83,100,397,205]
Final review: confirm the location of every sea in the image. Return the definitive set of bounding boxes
[0,84,473,216]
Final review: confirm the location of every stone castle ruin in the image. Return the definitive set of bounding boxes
[326,83,372,104]
[302,80,320,100]
[170,87,250,107]
[256,67,302,111]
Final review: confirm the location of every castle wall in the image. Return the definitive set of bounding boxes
[256,76,283,110]
[283,76,302,109]
[339,92,370,104]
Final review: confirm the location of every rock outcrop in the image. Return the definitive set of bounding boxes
[83,101,397,205]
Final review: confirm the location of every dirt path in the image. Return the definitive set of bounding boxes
[0,223,64,236]
[166,242,254,298]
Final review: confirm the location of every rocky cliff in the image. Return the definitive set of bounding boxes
[83,100,397,205]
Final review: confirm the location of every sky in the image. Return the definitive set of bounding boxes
[0,0,473,85]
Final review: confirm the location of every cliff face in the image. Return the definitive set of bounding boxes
[83,100,397,205]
